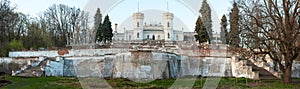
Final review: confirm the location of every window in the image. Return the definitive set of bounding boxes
[129,35,131,40]
[168,33,170,39]
[137,22,140,27]
[147,35,150,39]
[167,22,170,27]
[158,35,160,40]
[152,35,155,40]
[137,33,139,38]
[176,35,179,40]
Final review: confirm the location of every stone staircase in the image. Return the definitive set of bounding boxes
[233,55,280,80]
[13,58,49,77]
[246,60,279,80]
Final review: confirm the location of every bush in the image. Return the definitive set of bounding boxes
[0,49,8,57]
[8,39,24,51]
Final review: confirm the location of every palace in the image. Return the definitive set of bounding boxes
[113,12,195,41]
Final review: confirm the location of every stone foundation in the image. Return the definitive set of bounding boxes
[1,48,300,79]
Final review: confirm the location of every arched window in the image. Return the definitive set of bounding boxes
[168,33,170,39]
[152,35,155,40]
[167,22,170,27]
[147,35,150,39]
[137,33,139,38]
[137,22,140,27]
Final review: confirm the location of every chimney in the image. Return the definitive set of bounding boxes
[114,23,118,33]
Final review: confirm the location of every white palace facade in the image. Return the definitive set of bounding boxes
[113,11,195,42]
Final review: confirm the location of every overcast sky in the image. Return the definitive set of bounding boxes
[11,0,233,33]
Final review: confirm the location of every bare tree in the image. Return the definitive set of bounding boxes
[0,0,15,44]
[25,21,53,49]
[238,0,300,83]
[73,11,90,44]
[0,0,30,56]
[41,4,90,47]
[12,13,29,40]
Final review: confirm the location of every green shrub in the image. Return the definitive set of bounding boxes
[8,39,24,51]
[0,48,8,57]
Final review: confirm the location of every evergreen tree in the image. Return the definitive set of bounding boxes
[194,16,210,44]
[200,0,212,43]
[229,2,240,47]
[220,15,228,44]
[94,8,102,43]
[101,15,113,43]
[96,23,103,43]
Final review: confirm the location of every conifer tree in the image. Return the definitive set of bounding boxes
[101,15,113,43]
[200,0,212,43]
[229,2,240,47]
[220,15,228,44]
[194,16,209,44]
[94,8,102,43]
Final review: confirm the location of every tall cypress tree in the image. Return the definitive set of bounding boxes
[229,2,240,47]
[94,8,102,43]
[200,0,212,43]
[194,16,210,44]
[102,15,113,43]
[220,15,228,44]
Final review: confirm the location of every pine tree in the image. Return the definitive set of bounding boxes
[229,2,240,47]
[194,16,210,44]
[220,15,228,44]
[95,8,103,43]
[200,0,212,43]
[101,15,113,43]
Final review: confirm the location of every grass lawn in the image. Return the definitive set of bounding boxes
[1,76,300,89]
[2,76,81,89]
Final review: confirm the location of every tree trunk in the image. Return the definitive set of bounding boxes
[283,63,292,83]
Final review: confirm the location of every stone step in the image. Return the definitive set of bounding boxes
[246,60,279,80]
[259,76,279,80]
[23,70,32,73]
[13,59,48,77]
[252,66,266,71]
[16,72,34,77]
